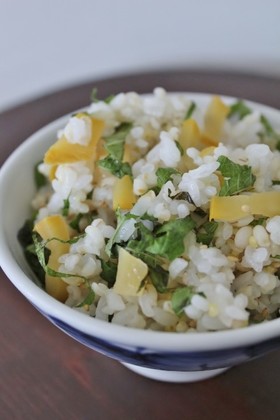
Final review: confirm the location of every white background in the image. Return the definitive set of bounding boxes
[0,0,279,112]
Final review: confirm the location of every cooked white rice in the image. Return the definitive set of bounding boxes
[29,88,280,332]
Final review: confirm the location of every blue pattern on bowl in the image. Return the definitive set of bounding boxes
[37,307,280,371]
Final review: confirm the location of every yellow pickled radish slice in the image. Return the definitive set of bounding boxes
[179,119,201,149]
[113,175,136,210]
[204,96,230,143]
[49,164,58,180]
[44,117,104,165]
[34,215,70,302]
[123,143,133,164]
[200,146,216,157]
[113,248,148,296]
[95,138,107,160]
[210,192,280,221]
[178,119,201,170]
[200,133,220,147]
[34,215,69,257]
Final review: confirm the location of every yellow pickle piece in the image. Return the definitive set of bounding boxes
[44,117,105,165]
[210,192,280,221]
[34,215,70,302]
[113,248,148,296]
[113,175,136,210]
[178,119,201,170]
[123,143,134,164]
[200,146,216,157]
[203,96,230,142]
[179,119,201,150]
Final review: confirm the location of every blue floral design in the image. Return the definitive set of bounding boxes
[38,309,280,371]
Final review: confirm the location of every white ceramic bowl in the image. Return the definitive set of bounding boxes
[1,93,280,383]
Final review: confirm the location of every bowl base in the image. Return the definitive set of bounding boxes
[122,363,229,383]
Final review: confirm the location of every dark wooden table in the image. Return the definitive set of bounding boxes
[1,70,280,420]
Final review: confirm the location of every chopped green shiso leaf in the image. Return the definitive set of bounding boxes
[32,233,95,305]
[32,233,86,281]
[62,197,70,217]
[75,288,95,308]
[98,156,132,178]
[17,220,49,287]
[105,209,195,293]
[90,87,115,104]
[145,217,195,261]
[197,221,218,246]
[104,123,132,161]
[185,101,196,120]
[228,100,252,120]
[156,167,180,189]
[171,286,194,316]
[98,122,132,178]
[260,115,280,150]
[217,155,256,196]
[100,259,118,287]
[34,162,48,189]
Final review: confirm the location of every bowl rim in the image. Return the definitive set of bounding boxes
[1,91,280,352]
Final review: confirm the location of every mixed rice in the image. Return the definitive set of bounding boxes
[20,88,280,332]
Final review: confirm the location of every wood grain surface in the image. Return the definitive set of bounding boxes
[1,70,280,420]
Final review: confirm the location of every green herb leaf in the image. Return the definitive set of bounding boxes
[125,223,169,292]
[126,217,195,262]
[104,123,132,161]
[197,221,218,246]
[32,233,87,282]
[98,122,132,178]
[228,100,252,120]
[171,286,194,315]
[90,87,115,104]
[260,115,279,137]
[62,197,70,217]
[18,219,34,248]
[18,220,49,287]
[172,191,195,205]
[98,156,132,178]
[104,94,115,104]
[109,213,195,293]
[147,217,195,261]
[156,167,180,189]
[32,232,92,303]
[42,234,85,246]
[175,140,184,156]
[126,244,168,293]
[249,217,267,227]
[69,213,83,231]
[185,102,196,120]
[272,180,280,185]
[100,259,118,287]
[75,288,95,308]
[126,223,160,265]
[34,162,48,189]
[149,266,169,293]
[260,115,280,150]
[69,210,96,232]
[105,210,138,257]
[218,155,256,196]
